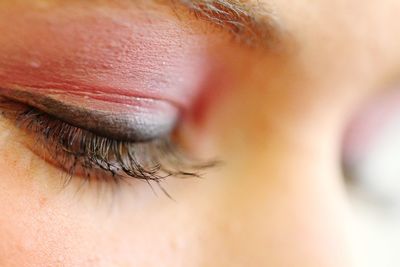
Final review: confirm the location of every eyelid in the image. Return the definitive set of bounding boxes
[0,3,224,190]
[0,5,213,111]
[0,98,208,187]
[0,87,179,141]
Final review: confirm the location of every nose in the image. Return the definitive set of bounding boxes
[198,136,354,267]
[192,83,357,266]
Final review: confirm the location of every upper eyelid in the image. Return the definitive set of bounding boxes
[0,6,211,113]
[0,1,284,138]
[0,99,201,187]
[0,88,180,142]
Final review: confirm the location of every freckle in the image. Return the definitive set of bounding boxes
[39,196,47,208]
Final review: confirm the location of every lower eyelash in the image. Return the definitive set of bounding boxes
[0,99,210,191]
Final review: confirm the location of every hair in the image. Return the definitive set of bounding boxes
[178,0,281,47]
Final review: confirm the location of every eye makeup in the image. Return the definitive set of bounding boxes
[0,2,220,186]
[0,87,179,142]
[0,98,199,186]
[0,2,213,111]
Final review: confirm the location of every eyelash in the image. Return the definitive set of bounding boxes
[0,99,208,192]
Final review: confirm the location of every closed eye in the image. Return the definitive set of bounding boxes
[0,0,264,194]
[0,96,209,193]
[0,87,180,142]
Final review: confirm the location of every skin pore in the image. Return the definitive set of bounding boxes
[0,0,400,266]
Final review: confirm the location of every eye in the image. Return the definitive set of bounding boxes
[342,87,400,209]
[0,3,229,191]
[342,86,400,266]
[1,88,180,142]
[0,92,209,191]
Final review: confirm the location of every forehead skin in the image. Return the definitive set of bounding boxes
[0,0,400,267]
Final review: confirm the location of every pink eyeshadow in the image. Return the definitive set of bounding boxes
[0,5,212,110]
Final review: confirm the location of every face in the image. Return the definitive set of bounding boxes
[0,0,399,266]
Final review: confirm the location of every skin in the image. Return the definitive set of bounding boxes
[0,0,400,266]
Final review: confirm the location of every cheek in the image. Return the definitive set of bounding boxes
[0,154,113,266]
[0,130,84,266]
[0,121,199,266]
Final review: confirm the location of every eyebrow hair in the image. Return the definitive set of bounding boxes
[176,0,283,48]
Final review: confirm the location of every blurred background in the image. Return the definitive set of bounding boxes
[343,87,400,267]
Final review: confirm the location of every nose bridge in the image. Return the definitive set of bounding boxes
[202,150,354,267]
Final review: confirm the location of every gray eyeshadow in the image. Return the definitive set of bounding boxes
[2,90,178,142]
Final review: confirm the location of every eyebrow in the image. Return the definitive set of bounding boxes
[176,0,283,48]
